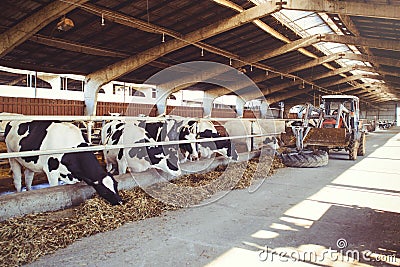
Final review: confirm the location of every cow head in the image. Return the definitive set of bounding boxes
[61,145,123,206]
[179,122,199,162]
[91,174,123,205]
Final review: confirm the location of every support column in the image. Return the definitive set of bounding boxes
[203,92,218,118]
[260,101,269,119]
[235,97,246,118]
[83,78,102,116]
[155,87,169,116]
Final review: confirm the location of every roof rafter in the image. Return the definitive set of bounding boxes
[339,14,380,68]
[83,2,282,115]
[27,33,175,70]
[267,88,314,104]
[241,34,400,68]
[213,0,338,72]
[319,74,381,88]
[283,0,400,20]
[235,54,398,101]
[233,34,324,67]
[244,65,378,99]
[0,0,89,57]
[85,2,281,88]
[219,52,399,96]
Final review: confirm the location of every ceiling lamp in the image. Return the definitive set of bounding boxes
[57,16,74,31]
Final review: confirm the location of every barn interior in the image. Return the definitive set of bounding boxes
[0,1,399,266]
[0,0,399,116]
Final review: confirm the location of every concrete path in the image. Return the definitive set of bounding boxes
[27,128,400,267]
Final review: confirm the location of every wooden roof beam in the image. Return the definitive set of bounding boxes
[240,34,400,68]
[320,74,382,88]
[232,32,324,68]
[150,32,398,90]
[204,53,345,100]
[84,2,281,115]
[30,34,128,58]
[212,0,337,72]
[267,88,314,104]
[341,53,400,68]
[283,0,400,20]
[242,67,381,101]
[243,65,357,100]
[209,53,343,95]
[208,52,398,101]
[321,35,400,52]
[85,2,280,86]
[80,3,319,101]
[243,53,342,89]
[339,83,374,93]
[29,34,174,70]
[252,52,398,84]
[339,14,380,68]
[0,0,89,57]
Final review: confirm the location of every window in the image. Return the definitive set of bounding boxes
[61,77,67,90]
[128,87,145,97]
[152,88,157,98]
[113,84,126,95]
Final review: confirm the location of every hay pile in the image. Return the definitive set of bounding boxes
[0,155,285,266]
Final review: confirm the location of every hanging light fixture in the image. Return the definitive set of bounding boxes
[101,13,105,26]
[56,16,74,31]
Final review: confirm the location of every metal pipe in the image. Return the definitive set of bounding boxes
[0,132,281,160]
[0,115,281,122]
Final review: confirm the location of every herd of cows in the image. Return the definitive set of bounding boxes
[1,114,279,205]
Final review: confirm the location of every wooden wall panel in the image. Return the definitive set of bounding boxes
[0,96,261,118]
[166,106,203,117]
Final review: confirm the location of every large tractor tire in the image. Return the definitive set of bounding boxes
[357,132,366,156]
[281,150,328,168]
[348,138,359,160]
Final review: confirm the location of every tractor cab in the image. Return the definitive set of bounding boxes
[321,95,360,131]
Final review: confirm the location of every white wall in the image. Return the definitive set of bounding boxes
[0,84,157,104]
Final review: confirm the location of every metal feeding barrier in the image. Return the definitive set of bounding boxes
[0,115,281,160]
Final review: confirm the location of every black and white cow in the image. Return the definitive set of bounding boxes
[177,119,199,163]
[4,120,123,205]
[196,120,238,160]
[223,120,280,151]
[101,118,198,176]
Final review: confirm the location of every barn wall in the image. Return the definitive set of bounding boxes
[0,96,262,118]
[167,106,203,117]
[0,96,84,115]
[360,102,398,121]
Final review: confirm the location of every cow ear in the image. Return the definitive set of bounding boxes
[77,142,89,147]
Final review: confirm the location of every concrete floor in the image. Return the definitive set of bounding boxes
[27,127,400,267]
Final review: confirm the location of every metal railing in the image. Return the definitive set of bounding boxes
[0,115,281,160]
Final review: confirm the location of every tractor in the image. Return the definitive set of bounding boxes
[281,95,366,167]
